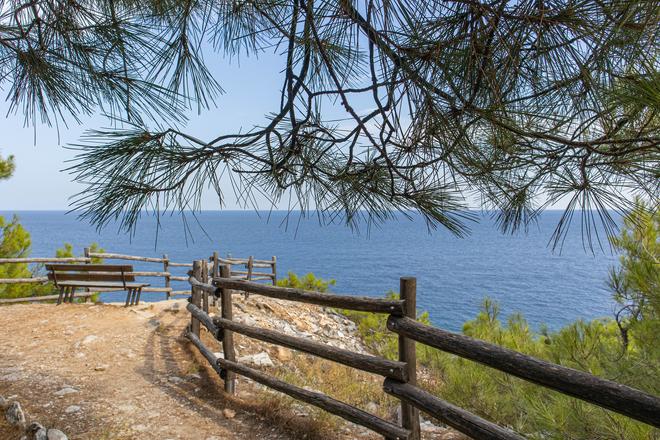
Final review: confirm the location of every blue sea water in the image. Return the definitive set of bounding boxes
[1,210,620,332]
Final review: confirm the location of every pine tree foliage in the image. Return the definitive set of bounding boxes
[1,0,658,242]
[609,200,659,360]
[0,155,15,180]
[0,215,34,298]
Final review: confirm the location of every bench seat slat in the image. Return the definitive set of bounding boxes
[45,264,133,272]
[48,273,136,282]
[54,281,149,288]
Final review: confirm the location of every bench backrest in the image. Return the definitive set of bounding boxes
[46,264,135,287]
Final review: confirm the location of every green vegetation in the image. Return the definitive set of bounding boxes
[55,242,105,264]
[0,154,14,180]
[0,215,37,298]
[281,204,659,439]
[0,216,105,300]
[276,272,336,292]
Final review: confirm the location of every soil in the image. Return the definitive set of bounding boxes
[0,300,311,440]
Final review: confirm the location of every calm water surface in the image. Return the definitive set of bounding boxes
[1,211,620,331]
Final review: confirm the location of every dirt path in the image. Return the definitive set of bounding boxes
[0,300,301,440]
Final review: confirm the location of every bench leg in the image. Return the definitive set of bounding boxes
[69,286,76,303]
[136,288,142,305]
[57,287,65,305]
[125,288,133,307]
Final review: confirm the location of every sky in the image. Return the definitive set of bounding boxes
[0,50,289,211]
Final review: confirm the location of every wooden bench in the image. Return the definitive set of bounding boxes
[46,264,150,306]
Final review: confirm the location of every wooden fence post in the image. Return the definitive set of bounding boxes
[271,256,277,285]
[211,251,219,277]
[83,247,91,302]
[247,256,254,281]
[163,254,171,300]
[191,260,202,337]
[399,277,420,440]
[220,264,236,394]
[210,252,219,307]
[202,259,210,313]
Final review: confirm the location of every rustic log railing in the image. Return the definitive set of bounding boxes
[0,249,276,303]
[385,315,660,433]
[186,260,418,439]
[208,253,277,284]
[185,264,660,440]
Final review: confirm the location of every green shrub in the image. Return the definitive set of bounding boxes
[0,215,35,298]
[276,271,336,292]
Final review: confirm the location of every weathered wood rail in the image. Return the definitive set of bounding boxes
[186,258,416,439]
[185,263,660,440]
[0,249,276,304]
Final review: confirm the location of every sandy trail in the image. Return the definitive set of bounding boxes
[0,300,298,440]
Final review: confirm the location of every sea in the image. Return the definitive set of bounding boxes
[0,210,621,332]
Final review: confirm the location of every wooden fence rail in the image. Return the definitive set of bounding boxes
[0,257,91,264]
[1,250,276,304]
[213,278,403,314]
[386,315,660,429]
[187,262,418,440]
[383,379,525,440]
[185,264,660,440]
[209,253,277,285]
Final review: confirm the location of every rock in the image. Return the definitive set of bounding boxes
[238,352,274,367]
[132,310,156,320]
[54,387,78,397]
[274,346,292,362]
[222,408,236,419]
[0,395,7,409]
[47,429,68,440]
[94,364,109,372]
[168,376,184,384]
[1,372,22,381]
[237,315,257,326]
[28,423,48,440]
[365,402,379,414]
[34,428,49,440]
[81,335,98,345]
[116,403,138,413]
[5,401,26,426]
[165,302,181,313]
[64,405,81,414]
[28,422,45,431]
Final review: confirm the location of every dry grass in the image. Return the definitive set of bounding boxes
[263,353,399,436]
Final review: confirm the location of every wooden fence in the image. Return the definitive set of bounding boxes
[0,250,276,304]
[186,264,660,440]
